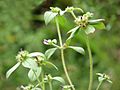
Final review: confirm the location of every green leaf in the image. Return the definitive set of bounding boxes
[44,61,58,70]
[66,26,80,45]
[68,46,85,54]
[88,19,105,23]
[92,22,105,30]
[28,67,42,81]
[84,25,95,34]
[29,52,45,58]
[22,58,38,69]
[6,62,21,78]
[74,8,84,13]
[67,26,80,34]
[45,48,57,60]
[107,80,112,83]
[53,76,65,84]
[34,0,45,6]
[98,77,105,82]
[44,11,58,25]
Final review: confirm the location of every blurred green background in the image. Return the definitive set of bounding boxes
[0,0,120,90]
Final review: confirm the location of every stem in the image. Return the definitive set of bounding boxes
[70,11,77,20]
[96,81,103,90]
[42,71,45,90]
[86,36,93,90]
[55,18,75,90]
[49,81,52,90]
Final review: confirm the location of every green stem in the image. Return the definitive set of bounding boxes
[42,71,45,90]
[70,11,77,20]
[86,36,93,90]
[55,18,75,90]
[96,81,103,90]
[49,81,52,90]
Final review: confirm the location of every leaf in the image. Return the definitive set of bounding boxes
[44,11,58,25]
[28,67,42,81]
[22,58,38,69]
[29,52,45,58]
[92,22,105,30]
[74,8,84,13]
[44,61,58,70]
[6,62,21,78]
[107,80,112,83]
[31,88,42,90]
[68,46,85,54]
[67,26,80,34]
[98,77,105,82]
[66,26,80,45]
[96,73,103,77]
[45,48,57,60]
[88,19,105,23]
[53,76,65,84]
[84,25,95,34]
[60,10,66,15]
[34,0,45,6]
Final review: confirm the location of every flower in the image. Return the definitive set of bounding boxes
[43,39,57,45]
[96,73,112,83]
[16,50,29,62]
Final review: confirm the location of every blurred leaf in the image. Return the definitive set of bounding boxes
[44,61,58,70]
[98,77,105,82]
[28,67,42,81]
[45,48,57,60]
[88,19,105,23]
[67,26,80,34]
[33,0,45,6]
[66,26,80,45]
[53,76,65,84]
[92,22,105,30]
[68,46,85,54]
[29,52,45,58]
[22,58,38,69]
[44,11,58,25]
[84,25,95,34]
[6,62,21,78]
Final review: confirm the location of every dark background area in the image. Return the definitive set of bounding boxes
[0,0,120,90]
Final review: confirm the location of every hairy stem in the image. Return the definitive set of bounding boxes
[55,18,75,90]
[96,81,103,90]
[49,81,52,90]
[86,36,93,90]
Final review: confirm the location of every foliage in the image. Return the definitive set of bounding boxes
[0,0,120,90]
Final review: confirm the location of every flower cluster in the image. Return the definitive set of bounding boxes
[16,50,29,62]
[96,73,112,83]
[74,12,93,27]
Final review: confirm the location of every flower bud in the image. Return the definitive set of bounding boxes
[43,39,57,45]
[50,7,61,13]
[65,6,74,12]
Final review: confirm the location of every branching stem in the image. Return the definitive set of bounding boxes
[55,18,75,90]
